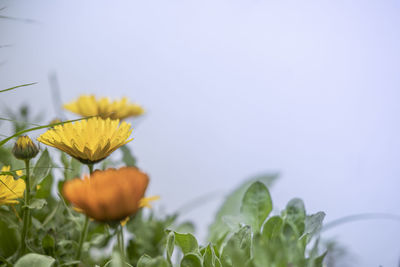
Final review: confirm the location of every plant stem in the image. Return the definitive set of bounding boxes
[75,215,89,264]
[74,163,94,266]
[20,159,31,256]
[117,224,125,265]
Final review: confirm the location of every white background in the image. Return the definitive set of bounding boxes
[1,0,400,266]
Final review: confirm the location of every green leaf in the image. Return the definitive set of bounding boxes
[240,181,272,232]
[137,255,170,267]
[208,173,278,242]
[204,244,222,267]
[15,253,55,267]
[26,198,47,210]
[166,231,175,264]
[283,198,306,234]
[120,145,136,167]
[262,216,283,241]
[0,218,19,258]
[221,226,252,267]
[180,253,202,267]
[171,231,199,255]
[31,149,52,189]
[301,212,325,241]
[0,82,37,94]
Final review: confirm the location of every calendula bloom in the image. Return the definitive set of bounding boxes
[0,166,25,205]
[12,135,39,160]
[63,167,149,222]
[37,117,133,164]
[64,95,145,120]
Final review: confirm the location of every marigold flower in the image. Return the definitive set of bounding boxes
[37,117,133,164]
[0,166,25,205]
[64,95,145,120]
[12,135,39,160]
[62,167,149,222]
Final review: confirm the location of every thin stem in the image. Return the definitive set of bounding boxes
[117,225,125,265]
[74,164,94,266]
[20,159,31,256]
[75,215,89,265]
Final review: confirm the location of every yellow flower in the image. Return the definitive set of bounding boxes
[62,167,149,222]
[12,135,39,160]
[0,166,25,205]
[64,95,145,120]
[37,117,133,164]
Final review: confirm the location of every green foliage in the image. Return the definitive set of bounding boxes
[0,105,336,267]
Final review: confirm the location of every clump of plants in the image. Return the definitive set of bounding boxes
[0,87,328,267]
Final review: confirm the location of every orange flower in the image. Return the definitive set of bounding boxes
[63,167,149,222]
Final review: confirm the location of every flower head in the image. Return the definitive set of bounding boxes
[37,117,133,164]
[63,167,149,222]
[64,95,145,120]
[12,135,39,160]
[0,166,25,205]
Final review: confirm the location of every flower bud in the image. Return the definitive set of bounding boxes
[12,135,39,160]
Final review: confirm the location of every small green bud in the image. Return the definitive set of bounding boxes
[12,135,39,160]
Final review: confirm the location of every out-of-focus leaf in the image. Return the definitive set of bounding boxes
[166,231,175,264]
[282,198,306,235]
[14,253,55,267]
[0,218,19,258]
[31,149,52,189]
[204,244,222,267]
[120,145,136,167]
[262,216,283,241]
[221,226,251,267]
[208,173,278,242]
[240,181,272,232]
[301,212,325,242]
[180,253,202,267]
[170,231,199,255]
[26,198,47,210]
[137,255,170,267]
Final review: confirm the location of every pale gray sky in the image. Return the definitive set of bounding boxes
[1,0,400,265]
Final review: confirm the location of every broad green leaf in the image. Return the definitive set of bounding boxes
[283,198,306,234]
[15,253,55,267]
[31,149,52,189]
[171,231,199,255]
[181,253,202,267]
[120,145,136,167]
[0,218,19,257]
[137,255,170,267]
[208,173,278,242]
[204,244,222,267]
[301,212,325,241]
[262,216,283,241]
[221,226,251,267]
[240,181,272,232]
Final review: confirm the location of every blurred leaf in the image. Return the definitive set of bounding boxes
[208,173,278,242]
[26,199,47,210]
[301,212,325,242]
[31,149,52,189]
[0,218,19,258]
[166,231,175,264]
[120,145,136,167]
[283,198,306,235]
[137,255,170,267]
[171,231,199,255]
[14,253,55,267]
[204,244,222,267]
[262,216,283,241]
[221,226,251,267]
[180,253,202,267]
[240,181,272,232]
